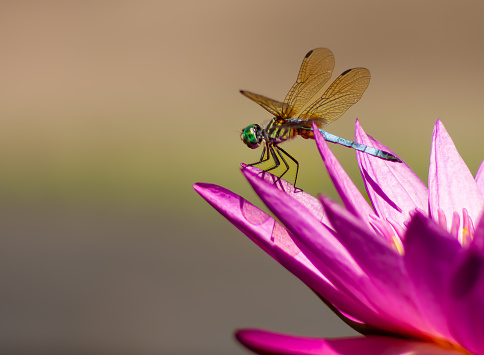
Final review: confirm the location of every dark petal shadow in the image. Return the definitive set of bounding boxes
[362,167,402,213]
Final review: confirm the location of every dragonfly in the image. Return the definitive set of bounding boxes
[240,48,401,188]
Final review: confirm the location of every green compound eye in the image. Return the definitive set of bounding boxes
[241,124,262,149]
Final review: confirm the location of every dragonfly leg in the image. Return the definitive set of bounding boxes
[264,144,286,188]
[248,144,268,167]
[272,146,290,184]
[246,144,299,191]
[247,144,271,178]
[246,144,280,183]
[276,146,301,192]
[264,144,281,173]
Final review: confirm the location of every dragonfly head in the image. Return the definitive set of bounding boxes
[241,124,263,149]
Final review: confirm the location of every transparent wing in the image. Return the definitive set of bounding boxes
[282,48,335,118]
[298,67,370,127]
[240,90,288,117]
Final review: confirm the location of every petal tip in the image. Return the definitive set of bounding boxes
[193,182,213,194]
[312,122,330,152]
[241,165,260,179]
[354,119,367,141]
[241,165,275,192]
[234,329,265,353]
[433,119,445,135]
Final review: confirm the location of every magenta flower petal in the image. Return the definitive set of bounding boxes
[235,329,463,355]
[429,120,484,241]
[447,247,484,354]
[196,119,484,354]
[473,210,484,249]
[403,212,461,341]
[241,168,356,276]
[242,164,330,225]
[193,182,367,322]
[243,169,414,330]
[446,215,484,354]
[194,182,277,256]
[354,119,428,227]
[475,159,484,195]
[271,247,373,322]
[320,196,400,281]
[312,122,374,228]
[320,195,428,335]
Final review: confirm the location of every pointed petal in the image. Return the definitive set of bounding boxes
[194,182,276,256]
[242,164,330,225]
[471,209,484,250]
[242,169,356,273]
[447,244,484,354]
[193,183,366,322]
[312,122,374,229]
[320,196,401,281]
[429,120,484,242]
[242,169,400,328]
[320,196,429,335]
[446,214,484,353]
[475,159,484,196]
[235,329,462,355]
[272,246,374,324]
[355,119,428,228]
[403,212,461,341]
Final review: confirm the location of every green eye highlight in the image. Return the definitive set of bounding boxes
[241,125,262,149]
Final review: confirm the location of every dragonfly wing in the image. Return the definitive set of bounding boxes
[299,67,370,127]
[282,48,335,118]
[240,90,288,117]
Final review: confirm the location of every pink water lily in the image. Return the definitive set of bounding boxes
[193,119,484,355]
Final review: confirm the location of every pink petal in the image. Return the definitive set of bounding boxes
[320,196,401,283]
[355,119,428,228]
[242,164,330,226]
[403,212,461,341]
[242,169,398,328]
[194,182,277,256]
[472,210,484,250]
[272,248,370,323]
[241,169,356,273]
[312,122,374,229]
[193,183,367,323]
[235,329,462,355]
[428,120,484,242]
[446,244,484,355]
[475,159,484,195]
[320,195,429,335]
[446,214,484,354]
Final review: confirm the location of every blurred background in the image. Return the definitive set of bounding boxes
[1,1,484,354]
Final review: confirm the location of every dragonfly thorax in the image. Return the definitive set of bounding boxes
[241,124,264,149]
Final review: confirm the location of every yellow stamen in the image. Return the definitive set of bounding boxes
[392,234,404,255]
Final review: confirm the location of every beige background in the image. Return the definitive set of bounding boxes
[1,1,483,354]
